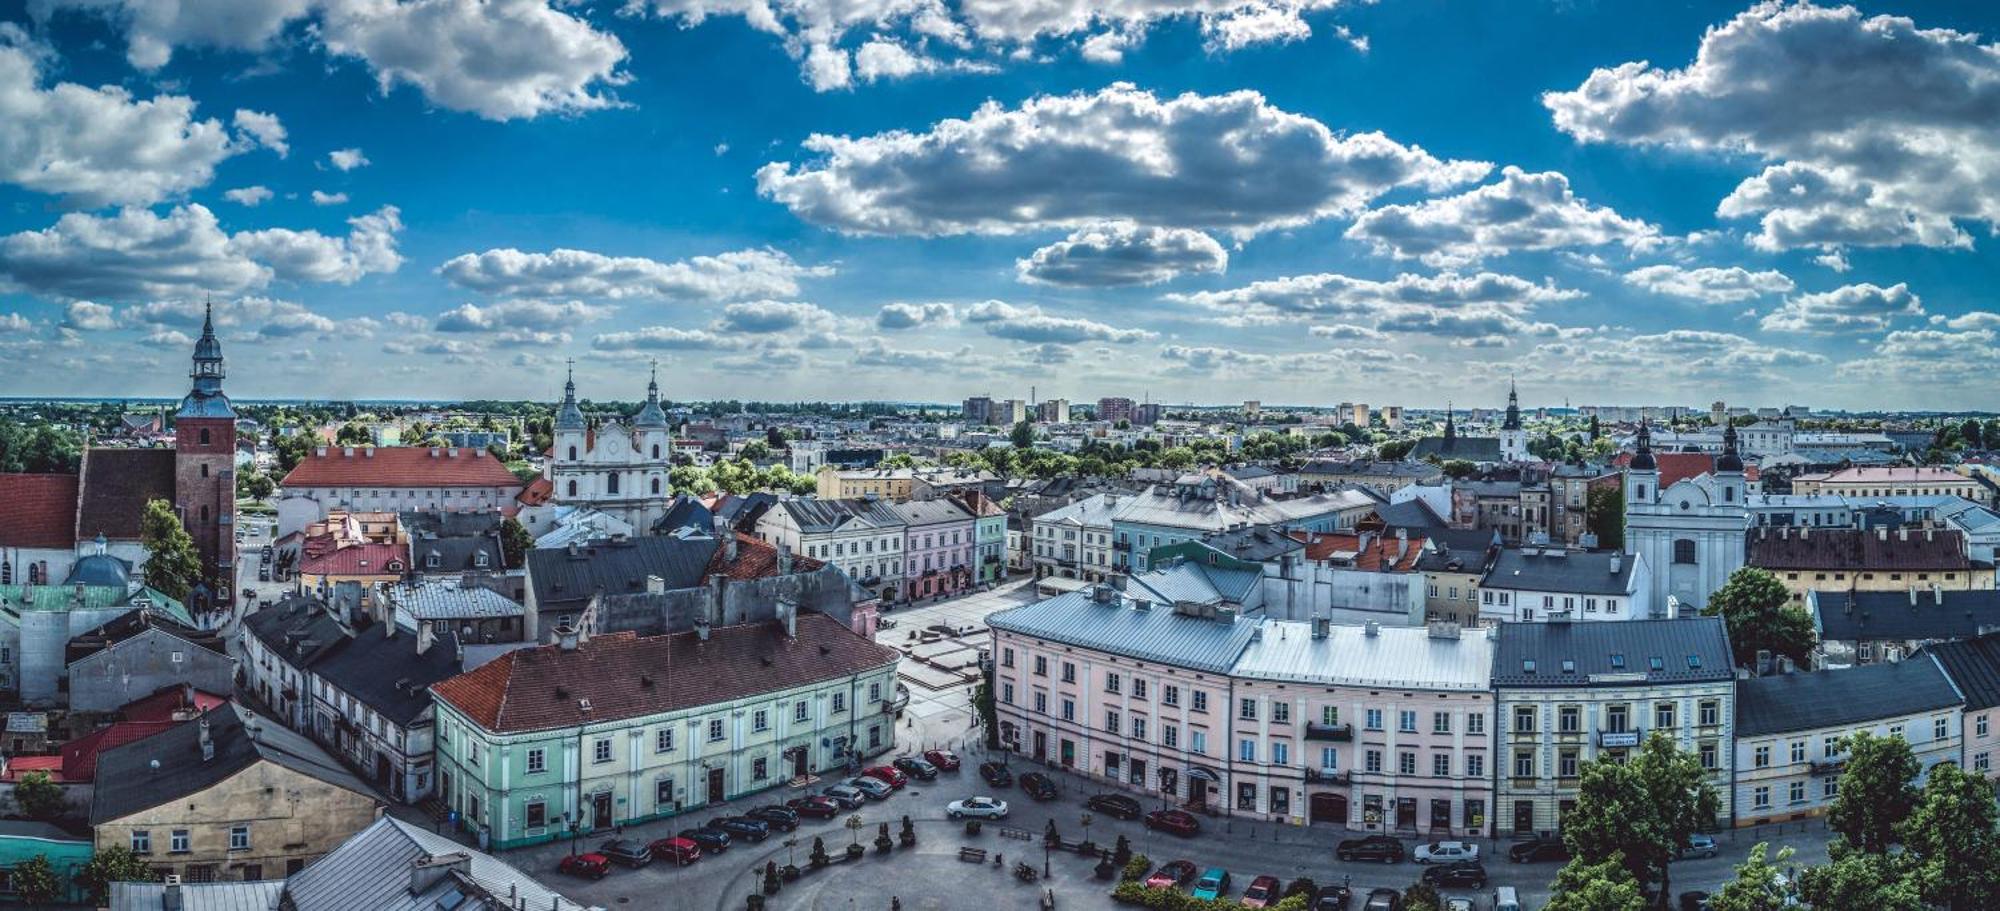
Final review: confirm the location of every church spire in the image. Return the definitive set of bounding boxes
[178,299,232,418]
[1502,378,1522,431]
[1717,419,1744,473]
[1443,402,1456,447]
[555,358,586,431]
[1631,415,1657,471]
[633,357,669,429]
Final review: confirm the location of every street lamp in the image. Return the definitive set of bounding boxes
[1080,811,1094,853]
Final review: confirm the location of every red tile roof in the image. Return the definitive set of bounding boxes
[120,686,228,724]
[1,720,183,783]
[431,613,899,734]
[1748,527,1970,572]
[1614,452,1760,486]
[705,532,826,582]
[517,476,554,506]
[280,446,521,489]
[299,541,410,577]
[1288,530,1428,572]
[0,473,79,549]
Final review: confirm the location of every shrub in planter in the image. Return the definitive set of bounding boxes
[781,864,801,882]
[746,895,766,911]
[874,823,894,855]
[965,819,983,836]
[845,843,865,860]
[763,861,781,896]
[1113,834,1132,866]
[810,837,831,868]
[1120,855,1151,883]
[899,815,917,847]
[1074,840,1098,857]
[1111,882,1152,906]
[1283,877,1317,900]
[1094,855,1118,880]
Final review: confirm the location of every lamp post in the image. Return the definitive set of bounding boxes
[1080,811,1094,854]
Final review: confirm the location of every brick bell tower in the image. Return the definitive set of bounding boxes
[174,303,236,608]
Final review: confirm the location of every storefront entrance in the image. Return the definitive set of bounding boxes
[591,792,612,830]
[1309,792,1348,825]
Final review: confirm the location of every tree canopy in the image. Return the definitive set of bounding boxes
[1701,567,1815,668]
[140,499,202,602]
[1562,733,1718,900]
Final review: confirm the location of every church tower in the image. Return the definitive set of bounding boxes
[1714,420,1745,505]
[174,304,236,606]
[1499,380,1528,462]
[1624,418,1658,506]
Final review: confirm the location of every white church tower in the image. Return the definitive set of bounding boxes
[546,361,675,531]
[1499,380,1528,462]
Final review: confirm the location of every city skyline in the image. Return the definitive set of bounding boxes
[0,1,1996,408]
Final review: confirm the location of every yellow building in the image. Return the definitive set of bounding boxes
[91,705,381,882]
[1791,466,1981,499]
[1747,525,1994,604]
[815,466,916,499]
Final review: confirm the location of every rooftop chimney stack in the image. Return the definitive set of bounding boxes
[198,716,214,762]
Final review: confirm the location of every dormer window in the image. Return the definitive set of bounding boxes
[425,553,440,569]
[474,552,489,568]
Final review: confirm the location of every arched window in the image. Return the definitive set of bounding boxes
[652,444,661,459]
[1673,539,1697,565]
[199,428,210,445]
[27,562,41,585]
[608,473,620,495]
[651,478,661,495]
[567,480,578,497]
[568,445,578,461]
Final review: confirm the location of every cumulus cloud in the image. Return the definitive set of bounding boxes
[36,0,629,121]
[1166,270,1580,332]
[0,30,239,206]
[1017,222,1227,287]
[123,295,356,341]
[757,84,1488,238]
[955,300,1155,343]
[713,300,836,333]
[328,148,369,171]
[0,204,404,300]
[224,186,273,206]
[439,247,831,301]
[311,190,349,206]
[1544,2,2000,252]
[853,338,981,371]
[1307,324,1387,341]
[875,302,956,330]
[1759,282,1923,334]
[62,300,116,330]
[1346,167,1660,267]
[435,299,611,332]
[232,109,288,157]
[591,326,745,351]
[1622,264,1794,304]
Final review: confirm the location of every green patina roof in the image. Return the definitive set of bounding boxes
[0,584,192,627]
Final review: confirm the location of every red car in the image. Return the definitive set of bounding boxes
[1145,860,1198,889]
[861,765,907,789]
[924,749,962,771]
[786,795,841,818]
[557,853,611,879]
[1242,875,1282,908]
[1144,809,1201,837]
[647,836,702,866]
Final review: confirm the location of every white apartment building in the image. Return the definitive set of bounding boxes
[755,498,905,603]
[1031,493,1123,583]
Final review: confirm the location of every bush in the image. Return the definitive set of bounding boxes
[809,836,830,868]
[1111,880,1294,910]
[965,819,983,835]
[1283,877,1317,900]
[1121,854,1152,882]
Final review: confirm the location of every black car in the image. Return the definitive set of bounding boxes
[1312,885,1353,910]
[1336,835,1405,863]
[1085,793,1142,820]
[714,817,772,842]
[892,756,939,780]
[748,805,800,831]
[597,838,653,868]
[978,761,1014,787]
[678,827,732,853]
[1020,772,1059,801]
[1362,888,1400,911]
[1508,836,1570,864]
[1421,861,1488,890]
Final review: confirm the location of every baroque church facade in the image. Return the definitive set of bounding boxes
[544,365,675,531]
[1625,421,1750,615]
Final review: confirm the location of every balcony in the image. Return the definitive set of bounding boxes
[1304,722,1353,742]
[1597,730,1642,748]
[1305,768,1351,785]
[1809,758,1846,776]
[1113,540,1132,552]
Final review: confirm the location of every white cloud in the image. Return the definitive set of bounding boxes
[713,300,836,333]
[232,109,287,157]
[142,327,193,346]
[1622,264,1794,304]
[62,300,116,330]
[1544,2,2000,252]
[28,0,313,69]
[439,247,830,301]
[124,295,357,341]
[0,204,404,300]
[852,338,982,371]
[311,190,349,206]
[1307,324,1386,341]
[960,301,1154,344]
[1016,222,1227,287]
[435,299,611,332]
[1167,270,1579,324]
[875,302,955,330]
[757,84,1488,238]
[1759,282,1924,334]
[328,147,369,171]
[1345,167,1660,267]
[0,30,238,206]
[224,186,273,206]
[591,326,745,351]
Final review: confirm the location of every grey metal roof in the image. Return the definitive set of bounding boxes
[1301,460,1442,479]
[1491,617,1734,688]
[526,536,720,612]
[1919,633,2000,711]
[1482,547,1638,596]
[1813,589,2000,644]
[92,703,375,825]
[110,880,284,911]
[1130,561,1262,606]
[1235,621,1494,690]
[281,815,592,911]
[1034,493,1123,528]
[987,588,1261,674]
[781,497,904,533]
[386,578,524,623]
[1195,525,1304,562]
[243,594,349,668]
[1375,499,1447,529]
[307,620,461,727]
[890,497,974,527]
[1736,659,1963,736]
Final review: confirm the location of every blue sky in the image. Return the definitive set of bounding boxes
[1,0,1997,410]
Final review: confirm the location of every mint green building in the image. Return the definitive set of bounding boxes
[0,820,91,904]
[430,609,900,850]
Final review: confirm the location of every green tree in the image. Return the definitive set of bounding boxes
[274,433,313,476]
[498,517,533,570]
[1439,459,1477,479]
[236,470,275,500]
[669,465,715,496]
[9,853,60,906]
[1795,848,1923,911]
[739,440,772,461]
[140,499,202,601]
[1586,485,1624,550]
[77,846,154,903]
[1709,843,1795,911]
[334,422,372,445]
[1544,853,1647,911]
[1377,439,1415,460]
[11,770,64,821]
[877,452,916,470]
[1827,730,1921,855]
[1901,761,2000,910]
[1563,733,1717,899]
[1010,420,1035,449]
[1701,568,1815,669]
[1589,414,1601,440]
[1400,880,1442,911]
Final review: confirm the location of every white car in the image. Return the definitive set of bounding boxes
[1413,841,1479,864]
[946,796,1009,820]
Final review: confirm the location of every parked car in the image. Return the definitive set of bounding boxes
[1336,835,1405,863]
[1019,772,1058,801]
[946,796,1009,819]
[748,805,800,831]
[1145,860,1198,890]
[714,817,772,842]
[1362,888,1401,911]
[1421,861,1488,890]
[557,853,611,879]
[1242,875,1282,908]
[1085,792,1142,820]
[822,784,867,808]
[1192,868,1231,901]
[1678,891,1713,911]
[1680,834,1719,860]
[924,749,962,771]
[787,795,841,818]
[847,776,893,800]
[648,836,702,865]
[1443,900,1475,911]
[677,827,732,853]
[1143,809,1200,836]
[1413,841,1479,864]
[892,756,939,780]
[978,761,1013,787]
[1508,836,1570,864]
[1312,885,1352,911]
[861,765,908,789]
[597,839,653,868]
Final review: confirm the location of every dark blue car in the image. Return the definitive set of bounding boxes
[714,816,772,842]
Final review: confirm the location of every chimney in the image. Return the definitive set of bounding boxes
[1312,616,1329,639]
[557,625,580,651]
[1364,620,1380,638]
[198,715,214,762]
[1878,526,1888,542]
[696,617,711,642]
[163,876,184,911]
[363,445,374,458]
[1910,586,1919,607]
[416,621,437,656]
[1427,620,1461,640]
[1609,552,1622,574]
[777,543,792,575]
[777,596,798,639]
[381,596,396,637]
[646,574,665,595]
